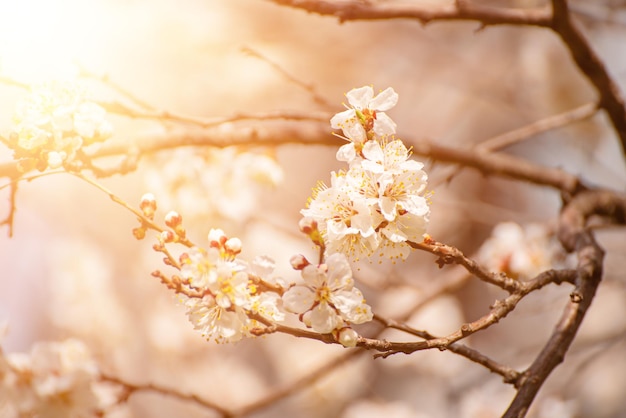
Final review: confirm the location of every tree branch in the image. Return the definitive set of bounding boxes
[503,189,626,417]
[549,0,626,156]
[265,0,552,26]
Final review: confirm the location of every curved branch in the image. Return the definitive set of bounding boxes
[550,0,626,156]
[503,190,626,417]
[101,373,232,417]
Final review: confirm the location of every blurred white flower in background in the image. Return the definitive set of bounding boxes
[0,338,112,418]
[10,81,113,170]
[144,146,283,225]
[477,222,569,280]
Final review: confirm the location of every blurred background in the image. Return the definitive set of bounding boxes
[1,0,626,417]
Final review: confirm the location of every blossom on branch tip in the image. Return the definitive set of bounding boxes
[303,87,431,261]
[282,253,372,334]
[332,86,398,164]
[331,86,398,142]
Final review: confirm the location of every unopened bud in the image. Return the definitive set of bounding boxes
[164,211,183,229]
[179,253,191,265]
[208,228,227,247]
[132,226,146,240]
[337,328,359,348]
[298,217,318,234]
[140,193,157,219]
[290,254,310,270]
[160,230,175,243]
[225,237,242,254]
[299,217,324,247]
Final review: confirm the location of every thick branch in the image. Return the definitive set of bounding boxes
[504,190,626,417]
[409,137,582,194]
[266,0,551,26]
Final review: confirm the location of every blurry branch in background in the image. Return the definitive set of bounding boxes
[99,101,331,129]
[241,46,334,109]
[475,101,599,152]
[550,0,626,155]
[268,0,626,156]
[265,0,552,26]
[101,374,233,417]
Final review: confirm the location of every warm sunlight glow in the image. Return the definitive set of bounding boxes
[0,0,112,82]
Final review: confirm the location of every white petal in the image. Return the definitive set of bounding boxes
[282,286,315,314]
[343,122,367,143]
[362,140,385,163]
[372,112,397,137]
[369,87,398,111]
[325,253,353,288]
[330,109,356,129]
[346,86,374,109]
[336,143,357,163]
[332,290,373,324]
[308,303,341,333]
[380,196,397,221]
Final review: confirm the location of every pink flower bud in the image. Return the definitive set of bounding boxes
[225,237,242,254]
[140,193,157,218]
[290,254,310,270]
[160,230,175,243]
[208,228,227,247]
[164,211,182,228]
[298,217,318,234]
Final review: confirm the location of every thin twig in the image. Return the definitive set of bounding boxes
[374,314,521,383]
[100,100,331,128]
[476,101,599,152]
[409,238,522,293]
[100,374,233,417]
[232,350,362,417]
[241,46,333,108]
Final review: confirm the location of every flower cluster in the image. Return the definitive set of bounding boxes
[9,81,113,171]
[0,338,109,417]
[283,252,372,338]
[302,86,430,260]
[180,229,285,343]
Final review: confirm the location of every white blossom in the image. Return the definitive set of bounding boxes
[282,253,372,333]
[304,87,430,261]
[332,86,398,165]
[303,141,430,261]
[0,339,109,417]
[302,172,381,260]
